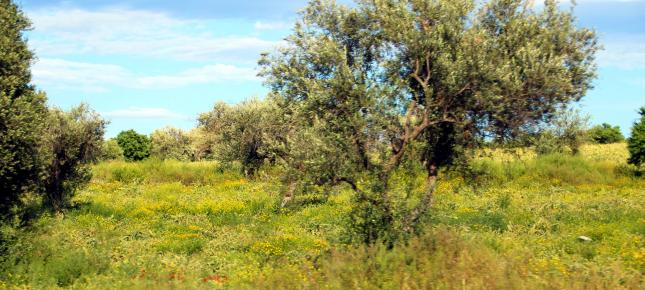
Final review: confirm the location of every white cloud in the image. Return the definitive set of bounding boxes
[254,21,288,30]
[102,107,189,120]
[27,8,278,62]
[32,59,131,92]
[597,35,645,70]
[135,64,257,88]
[32,58,258,91]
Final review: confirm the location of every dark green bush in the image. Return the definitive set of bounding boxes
[588,123,624,144]
[627,107,645,167]
[115,130,151,161]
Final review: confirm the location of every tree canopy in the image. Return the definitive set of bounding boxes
[150,127,193,161]
[116,130,151,162]
[260,0,598,243]
[198,99,282,176]
[42,105,106,211]
[0,0,48,220]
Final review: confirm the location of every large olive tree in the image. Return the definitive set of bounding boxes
[260,0,598,243]
[0,0,48,220]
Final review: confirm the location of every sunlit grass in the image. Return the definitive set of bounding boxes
[0,144,642,289]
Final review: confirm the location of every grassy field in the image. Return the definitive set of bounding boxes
[0,144,643,289]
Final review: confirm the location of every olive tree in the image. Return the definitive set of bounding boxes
[531,107,590,155]
[198,99,282,176]
[187,127,217,161]
[150,126,192,161]
[42,104,106,211]
[0,0,48,220]
[260,0,598,243]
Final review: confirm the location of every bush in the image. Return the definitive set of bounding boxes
[627,107,645,167]
[529,107,590,155]
[99,139,123,161]
[91,159,240,185]
[115,130,150,161]
[588,123,624,144]
[41,104,106,211]
[150,126,192,161]
[533,131,564,155]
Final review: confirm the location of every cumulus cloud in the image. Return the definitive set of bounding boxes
[32,58,258,91]
[27,8,278,62]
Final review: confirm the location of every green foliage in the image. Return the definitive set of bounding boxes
[627,107,645,167]
[260,0,598,243]
[588,123,624,144]
[528,107,590,155]
[0,0,33,95]
[198,99,282,176]
[100,139,124,161]
[187,127,216,161]
[150,126,192,161]
[41,104,106,211]
[0,0,48,221]
[116,130,151,162]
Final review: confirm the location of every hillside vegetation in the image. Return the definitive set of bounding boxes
[0,143,642,289]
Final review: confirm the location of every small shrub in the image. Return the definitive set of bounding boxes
[534,130,564,155]
[531,107,590,155]
[99,139,123,161]
[588,123,624,144]
[615,163,642,177]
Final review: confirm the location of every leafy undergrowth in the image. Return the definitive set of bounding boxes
[0,144,643,289]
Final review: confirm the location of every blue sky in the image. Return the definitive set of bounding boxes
[18,0,645,138]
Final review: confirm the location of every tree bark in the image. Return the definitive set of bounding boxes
[280,182,297,208]
[403,163,438,234]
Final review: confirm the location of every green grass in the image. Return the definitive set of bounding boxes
[0,144,643,289]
